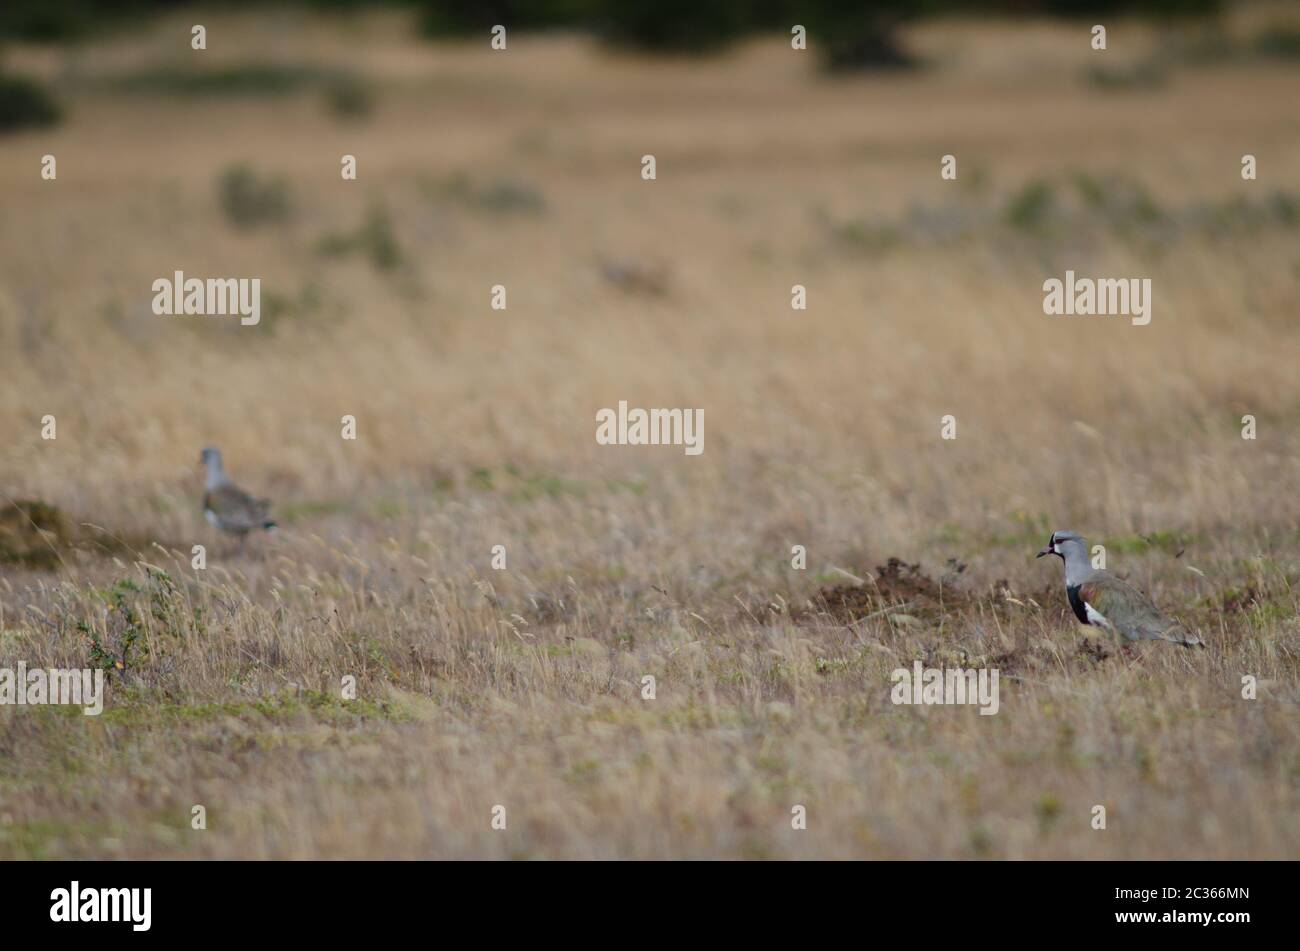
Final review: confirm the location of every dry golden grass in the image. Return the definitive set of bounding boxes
[0,7,1298,858]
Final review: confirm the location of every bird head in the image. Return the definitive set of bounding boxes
[1037,529,1083,560]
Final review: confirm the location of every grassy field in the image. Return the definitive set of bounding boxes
[1,6,1298,859]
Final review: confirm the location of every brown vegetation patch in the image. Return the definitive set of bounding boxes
[1076,636,1112,664]
[874,557,945,603]
[0,498,173,569]
[800,558,1021,629]
[0,499,67,569]
[1216,584,1265,614]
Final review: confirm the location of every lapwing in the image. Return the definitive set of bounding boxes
[1037,530,1204,651]
[199,447,276,547]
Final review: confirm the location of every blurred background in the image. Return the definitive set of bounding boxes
[2,0,1299,561]
[3,0,1298,558]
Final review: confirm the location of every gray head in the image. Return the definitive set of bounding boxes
[199,446,227,486]
[1037,530,1091,582]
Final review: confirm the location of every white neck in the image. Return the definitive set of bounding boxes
[204,459,228,491]
[1059,539,1093,586]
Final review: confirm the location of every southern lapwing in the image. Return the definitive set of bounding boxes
[199,447,276,547]
[1037,530,1204,651]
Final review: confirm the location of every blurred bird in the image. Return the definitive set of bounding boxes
[1037,530,1204,651]
[597,255,670,297]
[199,447,276,547]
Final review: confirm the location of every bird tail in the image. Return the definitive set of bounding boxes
[1165,628,1205,649]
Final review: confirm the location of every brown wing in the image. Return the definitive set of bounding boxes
[1083,574,1174,638]
[205,483,269,531]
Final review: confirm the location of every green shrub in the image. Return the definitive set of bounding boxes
[324,73,374,119]
[1253,25,1300,61]
[1083,60,1168,90]
[1005,179,1056,231]
[593,0,756,54]
[0,72,60,133]
[0,499,66,568]
[111,63,328,98]
[799,1,929,72]
[80,569,199,680]
[315,204,404,271]
[218,164,293,229]
[419,0,596,37]
[467,179,545,214]
[0,0,99,42]
[358,205,402,270]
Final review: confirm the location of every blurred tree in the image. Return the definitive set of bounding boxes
[591,0,771,53]
[0,72,60,131]
[418,0,597,36]
[1030,0,1220,13]
[801,0,1223,69]
[0,0,1229,68]
[798,1,944,70]
[0,0,182,41]
[414,0,1224,66]
[0,0,99,42]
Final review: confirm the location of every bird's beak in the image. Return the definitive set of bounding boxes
[1036,546,1051,558]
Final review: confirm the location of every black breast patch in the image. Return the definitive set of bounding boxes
[1066,585,1090,625]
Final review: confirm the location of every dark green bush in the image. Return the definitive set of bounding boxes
[0,72,60,132]
[217,164,293,229]
[324,73,375,119]
[111,63,329,98]
[592,0,759,54]
[1253,25,1300,61]
[1,0,1231,75]
[0,0,100,42]
[419,0,596,37]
